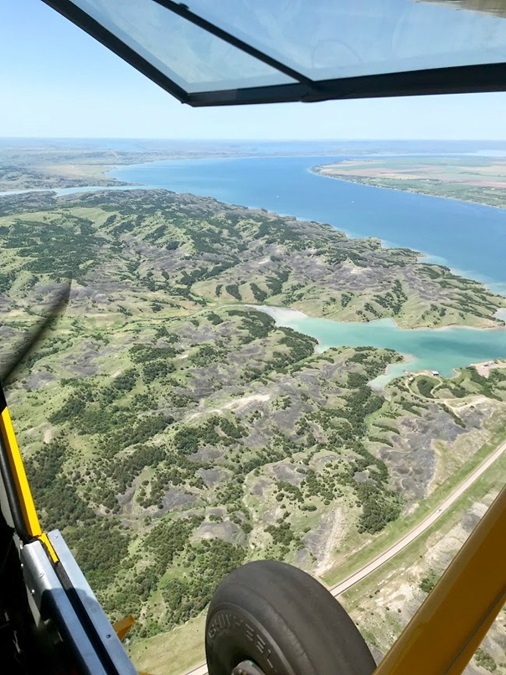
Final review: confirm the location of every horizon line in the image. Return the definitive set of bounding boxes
[2,137,506,142]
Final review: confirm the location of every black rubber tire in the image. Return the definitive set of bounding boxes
[205,560,376,675]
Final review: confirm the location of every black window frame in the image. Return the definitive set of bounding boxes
[43,0,506,106]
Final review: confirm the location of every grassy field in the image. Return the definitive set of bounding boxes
[341,452,506,673]
[323,416,506,586]
[126,425,506,675]
[313,156,506,209]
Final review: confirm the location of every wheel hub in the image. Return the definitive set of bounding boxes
[231,660,265,675]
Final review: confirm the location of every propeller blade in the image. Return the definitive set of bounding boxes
[1,281,72,385]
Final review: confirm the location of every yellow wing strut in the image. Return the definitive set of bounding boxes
[0,390,57,561]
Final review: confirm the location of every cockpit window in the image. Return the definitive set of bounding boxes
[68,0,296,92]
[184,0,506,79]
[45,0,506,105]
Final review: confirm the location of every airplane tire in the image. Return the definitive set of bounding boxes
[205,560,376,675]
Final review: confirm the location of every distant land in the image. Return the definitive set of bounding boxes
[0,139,381,192]
[312,156,506,209]
[2,137,506,193]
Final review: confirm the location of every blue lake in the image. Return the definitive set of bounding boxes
[258,308,506,386]
[111,154,506,292]
[110,155,506,382]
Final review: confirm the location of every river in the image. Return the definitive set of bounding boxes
[111,154,506,292]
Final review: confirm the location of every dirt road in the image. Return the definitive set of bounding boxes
[185,440,505,675]
[330,440,505,596]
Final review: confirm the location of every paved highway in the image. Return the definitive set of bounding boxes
[185,440,505,675]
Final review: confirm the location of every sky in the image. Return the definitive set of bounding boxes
[1,0,505,140]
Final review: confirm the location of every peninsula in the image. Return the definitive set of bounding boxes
[312,156,506,209]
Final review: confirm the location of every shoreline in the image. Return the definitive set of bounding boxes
[251,303,506,388]
[253,303,506,333]
[309,165,506,212]
[3,154,505,296]
[254,304,419,388]
[0,146,269,193]
[108,155,506,300]
[2,158,505,331]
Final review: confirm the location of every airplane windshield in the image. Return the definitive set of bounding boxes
[48,0,506,104]
[68,0,296,92]
[184,0,506,79]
